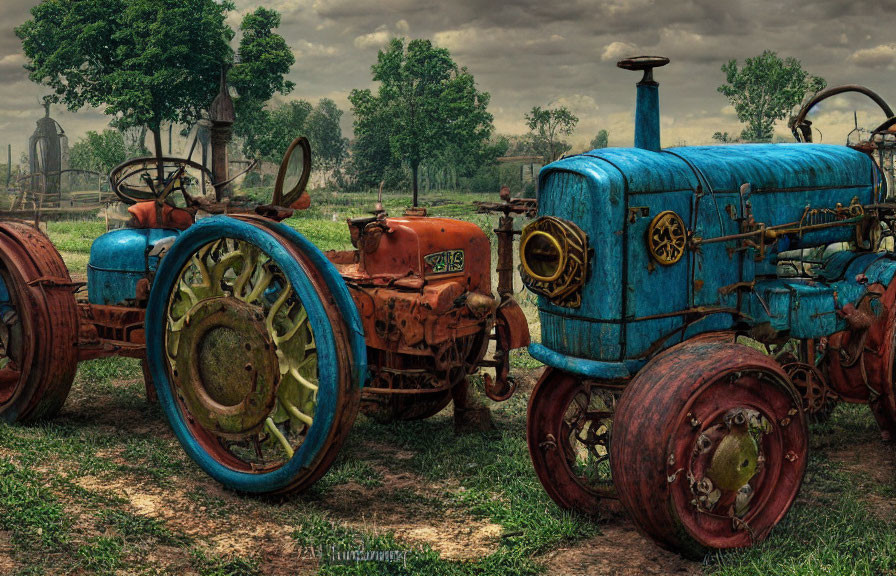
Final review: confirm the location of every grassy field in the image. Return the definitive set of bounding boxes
[1,189,895,575]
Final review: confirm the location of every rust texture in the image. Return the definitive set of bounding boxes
[611,340,808,557]
[330,209,529,420]
[77,304,147,361]
[0,221,79,422]
[825,279,896,439]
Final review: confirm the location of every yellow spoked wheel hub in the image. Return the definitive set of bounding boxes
[166,238,319,468]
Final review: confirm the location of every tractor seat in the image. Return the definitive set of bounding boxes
[127,201,194,231]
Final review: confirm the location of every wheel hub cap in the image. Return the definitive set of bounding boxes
[174,296,278,436]
[706,427,759,492]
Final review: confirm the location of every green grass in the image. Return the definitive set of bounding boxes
[0,458,69,547]
[10,193,896,575]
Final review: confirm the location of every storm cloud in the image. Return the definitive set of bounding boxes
[2,0,896,158]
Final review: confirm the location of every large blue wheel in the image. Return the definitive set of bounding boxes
[145,217,365,495]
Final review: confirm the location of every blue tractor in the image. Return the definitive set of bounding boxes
[522,56,896,556]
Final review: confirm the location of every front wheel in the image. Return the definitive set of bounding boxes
[526,368,623,516]
[146,217,365,496]
[611,339,808,557]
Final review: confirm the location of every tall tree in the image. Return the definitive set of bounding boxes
[263,101,313,162]
[525,106,579,163]
[305,99,348,174]
[349,38,494,204]
[17,0,235,182]
[590,129,609,149]
[70,130,127,174]
[348,88,396,189]
[230,7,296,159]
[718,51,826,142]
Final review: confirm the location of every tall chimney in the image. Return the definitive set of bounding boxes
[617,56,670,152]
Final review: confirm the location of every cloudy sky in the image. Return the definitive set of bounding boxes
[2,0,896,161]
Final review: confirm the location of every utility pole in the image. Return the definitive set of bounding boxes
[168,123,173,155]
[6,145,10,188]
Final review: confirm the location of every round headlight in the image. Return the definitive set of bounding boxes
[519,216,588,308]
[521,230,566,282]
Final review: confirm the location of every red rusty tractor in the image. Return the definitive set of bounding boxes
[0,137,529,495]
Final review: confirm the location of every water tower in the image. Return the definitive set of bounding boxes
[28,101,68,204]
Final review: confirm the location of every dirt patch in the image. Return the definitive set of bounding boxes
[142,544,197,576]
[829,439,896,520]
[544,520,702,576]
[0,531,16,575]
[73,473,317,575]
[323,466,502,561]
[511,366,544,396]
[830,440,896,487]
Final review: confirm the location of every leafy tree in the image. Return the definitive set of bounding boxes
[525,106,579,163]
[230,7,296,159]
[70,130,127,174]
[261,101,313,162]
[347,88,397,189]
[590,129,609,150]
[718,51,826,142]
[712,131,734,143]
[17,0,236,182]
[349,38,494,204]
[305,99,349,174]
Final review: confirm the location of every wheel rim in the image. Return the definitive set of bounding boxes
[527,368,622,515]
[165,237,321,473]
[146,217,361,494]
[562,385,615,491]
[668,369,804,549]
[783,362,837,418]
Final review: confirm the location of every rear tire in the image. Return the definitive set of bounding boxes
[0,222,78,423]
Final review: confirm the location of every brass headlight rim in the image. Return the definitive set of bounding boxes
[521,228,567,283]
[648,210,687,266]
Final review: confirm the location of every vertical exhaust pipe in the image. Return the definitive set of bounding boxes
[617,56,670,152]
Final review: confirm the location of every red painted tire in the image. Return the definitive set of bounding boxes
[0,222,78,423]
[610,340,808,557]
[825,280,896,438]
[527,368,623,516]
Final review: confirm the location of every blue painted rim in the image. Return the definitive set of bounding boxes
[146,216,341,493]
[254,218,367,389]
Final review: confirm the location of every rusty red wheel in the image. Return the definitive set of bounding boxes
[783,361,838,422]
[611,340,808,557]
[824,280,896,439]
[527,368,623,516]
[0,222,78,423]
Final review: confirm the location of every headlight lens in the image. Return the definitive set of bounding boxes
[519,216,589,308]
[521,230,565,282]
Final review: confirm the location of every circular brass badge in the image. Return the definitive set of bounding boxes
[648,211,686,265]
